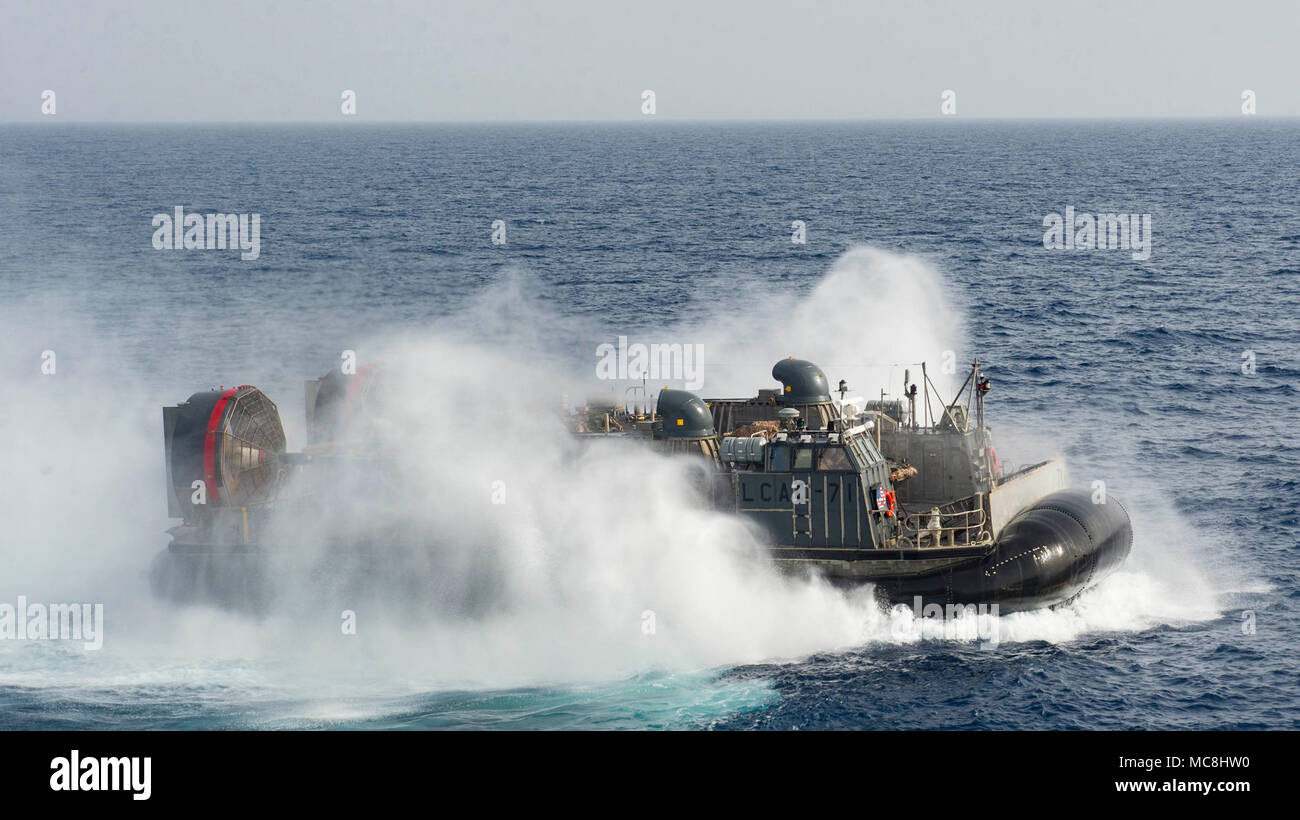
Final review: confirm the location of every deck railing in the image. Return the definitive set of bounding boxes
[899,499,992,548]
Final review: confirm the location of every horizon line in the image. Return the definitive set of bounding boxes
[2,114,1297,126]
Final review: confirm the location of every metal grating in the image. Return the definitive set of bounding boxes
[217,388,286,506]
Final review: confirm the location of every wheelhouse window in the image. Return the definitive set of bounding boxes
[817,446,853,471]
[793,446,813,470]
[769,443,790,472]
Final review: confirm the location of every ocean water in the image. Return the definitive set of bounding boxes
[0,121,1297,729]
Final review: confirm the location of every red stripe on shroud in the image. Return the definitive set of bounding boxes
[203,388,239,504]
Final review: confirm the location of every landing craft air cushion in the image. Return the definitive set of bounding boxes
[153,357,1131,613]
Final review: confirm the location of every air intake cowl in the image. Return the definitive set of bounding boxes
[772,358,831,403]
[655,389,717,438]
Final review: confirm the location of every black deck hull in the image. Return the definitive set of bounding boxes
[777,488,1132,613]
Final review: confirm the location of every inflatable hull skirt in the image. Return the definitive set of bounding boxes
[877,489,1133,613]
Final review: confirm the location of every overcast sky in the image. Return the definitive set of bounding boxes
[2,0,1297,121]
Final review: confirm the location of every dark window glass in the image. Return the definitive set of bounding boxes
[769,444,790,472]
[818,447,853,471]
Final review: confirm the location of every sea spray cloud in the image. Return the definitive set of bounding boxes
[254,335,884,681]
[0,307,163,610]
[675,246,968,398]
[594,336,705,390]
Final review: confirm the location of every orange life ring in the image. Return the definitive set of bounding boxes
[989,446,1000,476]
[885,490,896,518]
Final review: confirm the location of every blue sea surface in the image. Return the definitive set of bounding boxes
[1,121,1297,729]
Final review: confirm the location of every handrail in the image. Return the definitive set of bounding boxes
[901,502,991,548]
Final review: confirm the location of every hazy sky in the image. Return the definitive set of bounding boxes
[3,0,1297,121]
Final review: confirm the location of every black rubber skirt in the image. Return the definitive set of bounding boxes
[877,488,1133,613]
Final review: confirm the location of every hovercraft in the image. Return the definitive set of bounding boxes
[153,358,1131,613]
